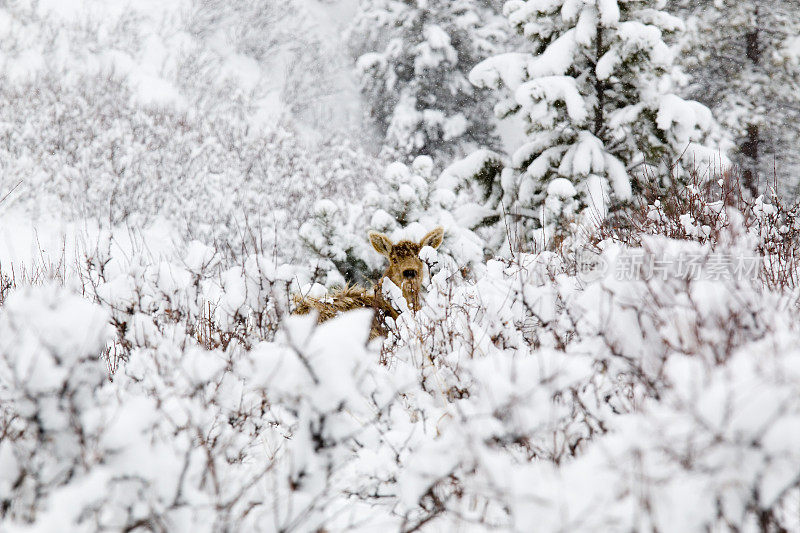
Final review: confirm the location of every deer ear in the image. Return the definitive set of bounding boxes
[369,231,393,257]
[419,227,444,249]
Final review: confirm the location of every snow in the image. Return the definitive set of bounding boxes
[438,149,503,190]
[574,4,598,46]
[516,75,588,122]
[604,152,632,199]
[597,0,620,27]
[443,113,469,140]
[657,94,715,148]
[527,29,577,77]
[0,0,798,531]
[414,24,457,72]
[559,131,605,176]
[780,35,800,66]
[3,192,800,531]
[356,52,384,71]
[597,22,670,80]
[469,52,530,91]
[470,0,720,247]
[547,177,577,198]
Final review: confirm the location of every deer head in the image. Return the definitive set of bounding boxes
[368,227,444,311]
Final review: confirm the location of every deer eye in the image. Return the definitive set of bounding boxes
[402,269,417,279]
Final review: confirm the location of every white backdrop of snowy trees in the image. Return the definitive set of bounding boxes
[349,0,509,164]
[667,0,800,194]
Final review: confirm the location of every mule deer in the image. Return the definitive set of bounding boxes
[293,227,444,338]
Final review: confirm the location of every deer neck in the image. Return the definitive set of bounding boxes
[378,272,419,313]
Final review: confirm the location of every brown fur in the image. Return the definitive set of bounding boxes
[292,284,395,339]
[293,228,444,338]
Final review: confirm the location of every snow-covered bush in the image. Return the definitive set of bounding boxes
[0,71,378,261]
[365,216,800,529]
[0,279,402,530]
[468,0,721,245]
[0,286,113,524]
[3,187,800,530]
[0,240,402,530]
[0,0,375,262]
[596,167,800,290]
[299,155,493,285]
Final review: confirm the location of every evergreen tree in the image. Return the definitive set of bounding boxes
[468,0,717,243]
[349,0,508,165]
[667,0,800,194]
[299,155,491,284]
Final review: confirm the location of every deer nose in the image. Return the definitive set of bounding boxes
[403,269,417,279]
